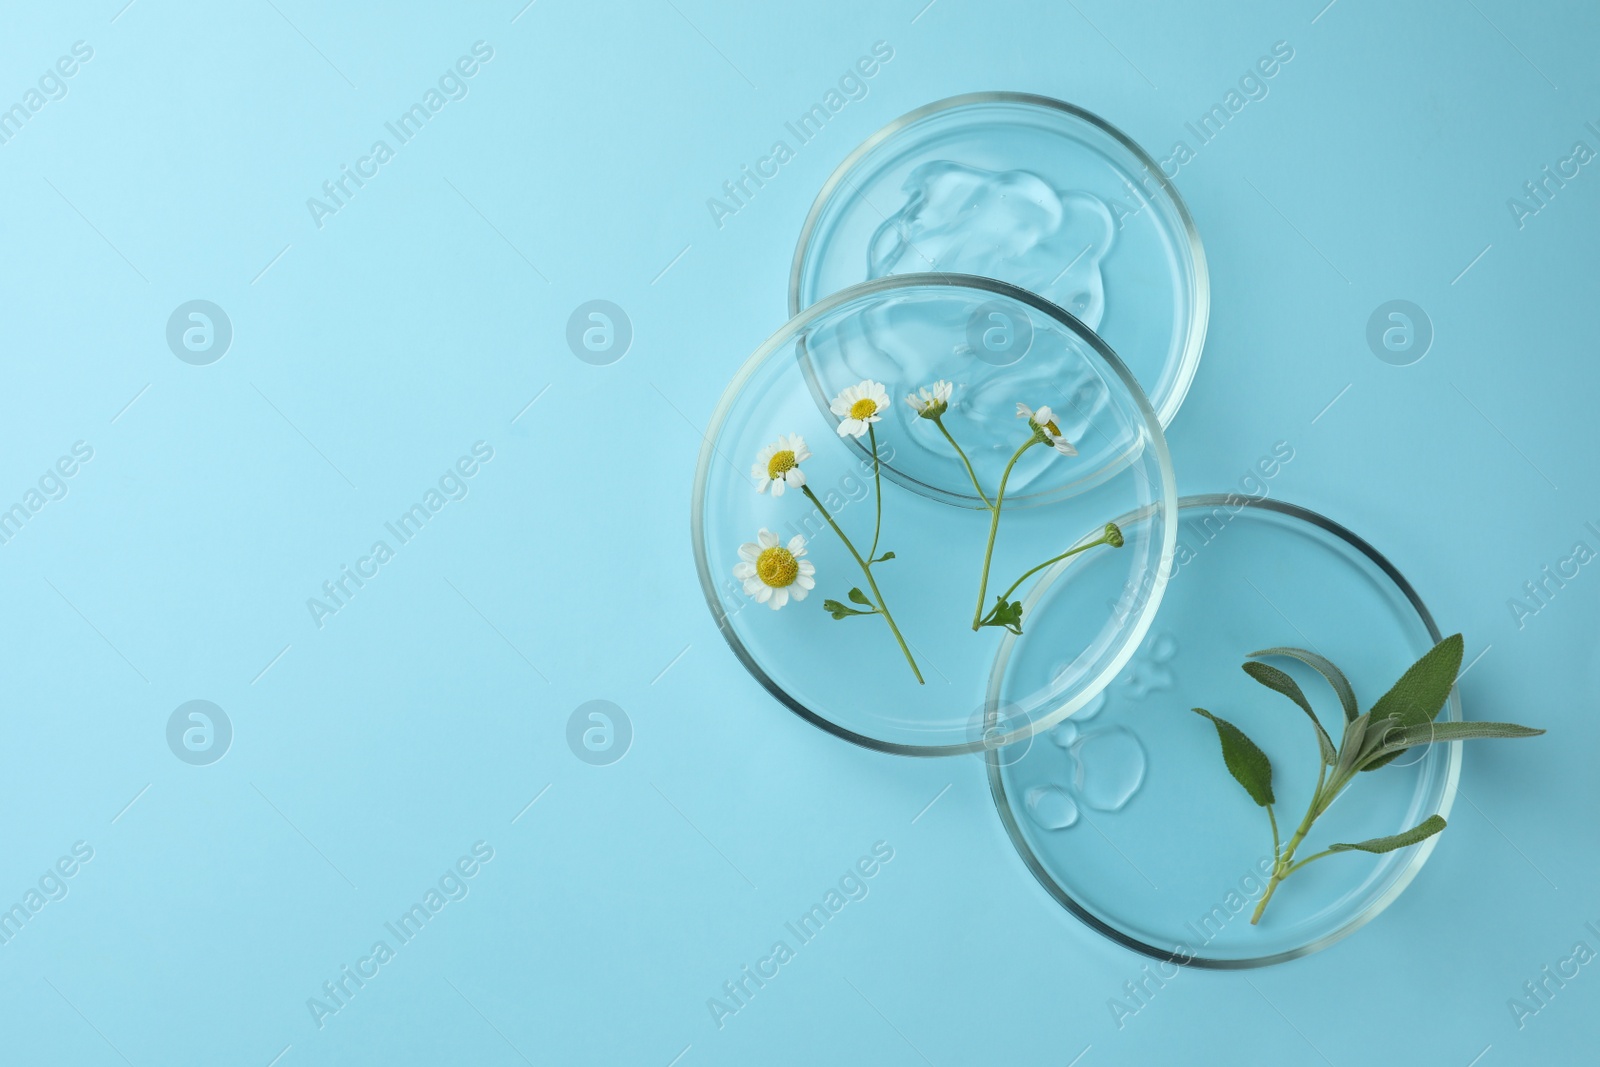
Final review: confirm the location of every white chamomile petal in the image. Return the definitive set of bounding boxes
[754,436,807,494]
[831,380,888,433]
[736,527,809,611]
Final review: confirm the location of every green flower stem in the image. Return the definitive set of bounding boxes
[987,525,1124,610]
[931,416,991,508]
[867,425,884,562]
[801,484,924,685]
[972,437,1040,630]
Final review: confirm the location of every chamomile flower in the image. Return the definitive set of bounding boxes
[751,434,810,496]
[1016,403,1078,456]
[733,529,815,610]
[829,380,891,438]
[905,380,953,420]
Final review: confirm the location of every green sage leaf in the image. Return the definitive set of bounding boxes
[1328,814,1447,855]
[1359,720,1546,770]
[847,587,872,606]
[1248,646,1358,723]
[1332,712,1371,783]
[1241,661,1336,765]
[1362,634,1464,769]
[1356,715,1402,764]
[1192,708,1274,808]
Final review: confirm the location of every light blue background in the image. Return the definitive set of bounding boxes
[1,1,1596,1064]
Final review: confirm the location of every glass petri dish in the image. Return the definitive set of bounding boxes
[693,275,1176,756]
[791,92,1208,431]
[986,496,1462,966]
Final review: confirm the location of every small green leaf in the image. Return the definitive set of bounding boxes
[1328,814,1447,855]
[979,597,1025,635]
[1359,719,1546,770]
[1249,646,1358,723]
[847,587,873,606]
[1192,708,1274,808]
[1331,712,1371,783]
[822,599,872,620]
[1241,661,1336,765]
[874,551,896,563]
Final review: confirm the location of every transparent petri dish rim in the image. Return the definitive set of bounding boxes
[691,273,1178,757]
[788,90,1210,431]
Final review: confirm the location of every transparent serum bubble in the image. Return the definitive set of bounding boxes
[1072,727,1145,812]
[1025,784,1080,830]
[1030,690,1146,830]
[1120,631,1178,699]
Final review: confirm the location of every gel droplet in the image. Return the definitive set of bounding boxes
[1024,784,1079,830]
[869,162,1115,329]
[1050,720,1079,747]
[1071,726,1146,812]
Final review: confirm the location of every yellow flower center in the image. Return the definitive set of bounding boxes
[848,397,878,420]
[1044,419,1061,436]
[756,546,799,588]
[766,450,797,479]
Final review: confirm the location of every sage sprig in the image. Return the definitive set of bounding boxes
[1190,634,1544,925]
